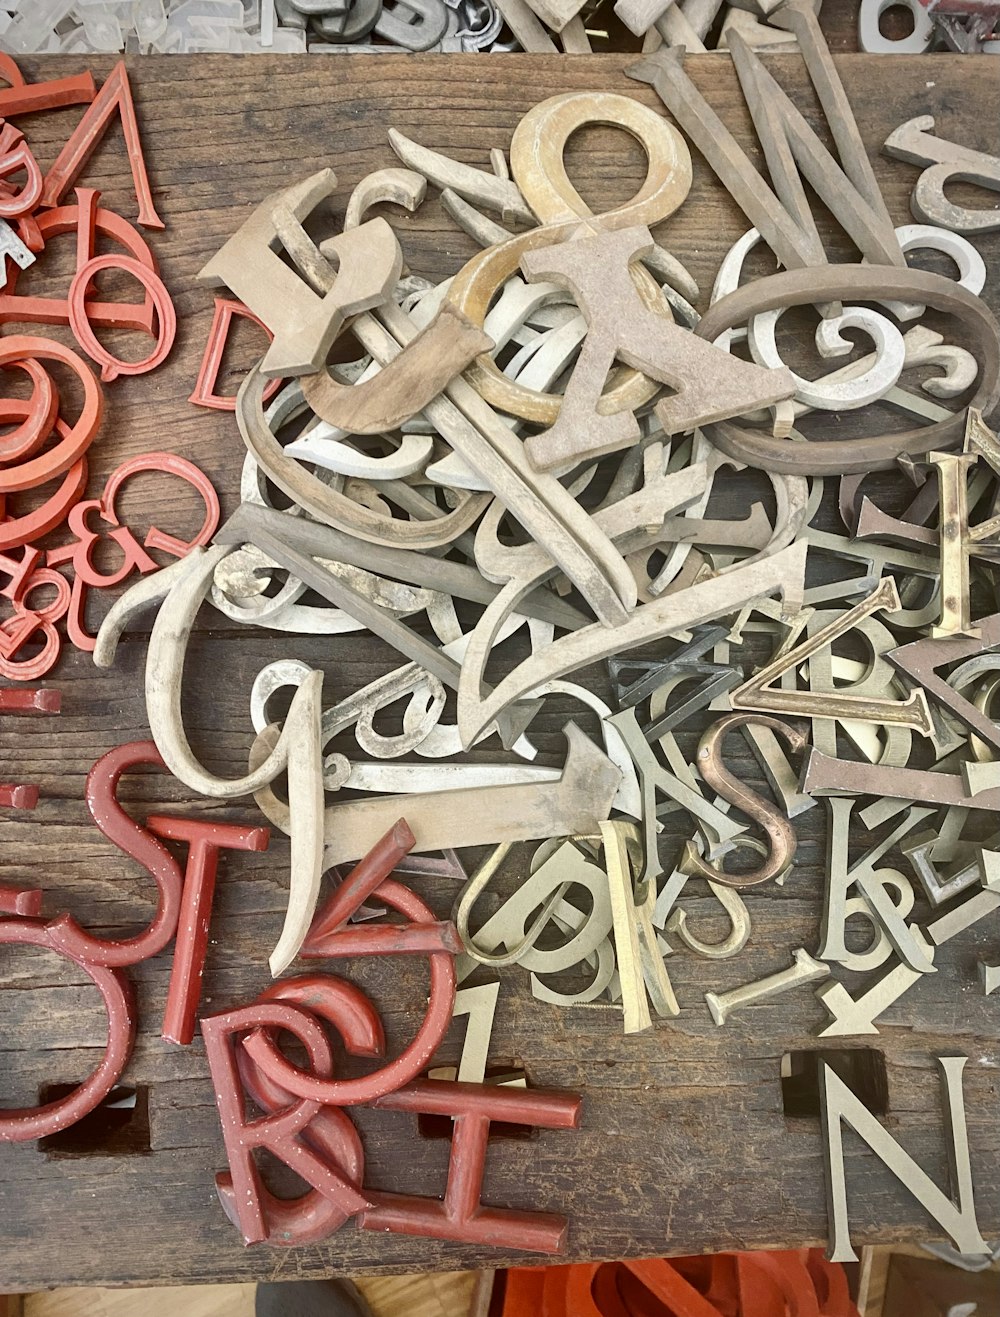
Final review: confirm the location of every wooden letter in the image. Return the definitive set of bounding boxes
[520,225,794,471]
[198,174,401,377]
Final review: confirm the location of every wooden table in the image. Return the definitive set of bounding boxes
[0,50,998,1292]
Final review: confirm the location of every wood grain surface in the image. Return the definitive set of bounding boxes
[0,51,998,1290]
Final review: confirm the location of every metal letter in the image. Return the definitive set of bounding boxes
[820,1056,988,1263]
[148,815,271,1046]
[201,998,369,1245]
[361,1079,581,1252]
[705,948,829,1026]
[681,712,804,888]
[801,750,1000,813]
[732,577,933,736]
[0,917,135,1143]
[815,929,937,1037]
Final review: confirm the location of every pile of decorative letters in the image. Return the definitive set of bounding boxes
[5,0,1000,58]
[3,0,1000,1267]
[0,56,218,683]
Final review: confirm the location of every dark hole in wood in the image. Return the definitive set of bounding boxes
[881,4,916,39]
[417,1064,537,1141]
[39,1085,151,1158]
[781,1048,888,1119]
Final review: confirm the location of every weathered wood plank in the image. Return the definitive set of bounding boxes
[0,52,997,1289]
